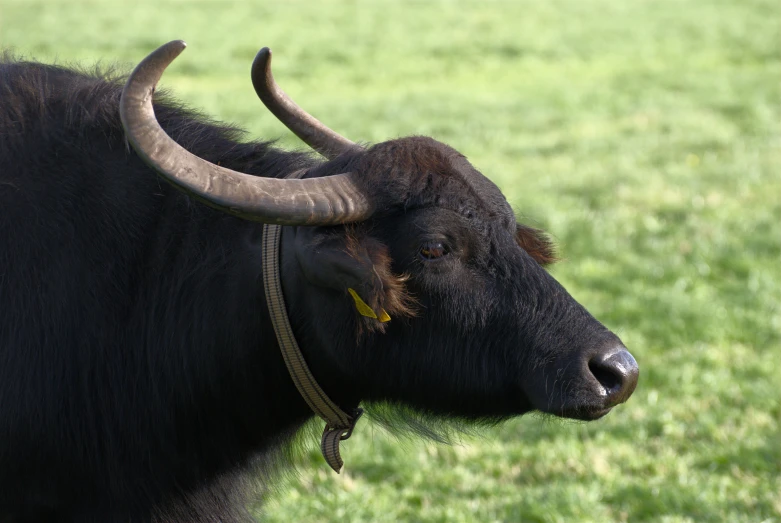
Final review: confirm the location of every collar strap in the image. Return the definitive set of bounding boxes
[260,172,362,473]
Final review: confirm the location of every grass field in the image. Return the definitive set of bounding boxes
[2,0,779,521]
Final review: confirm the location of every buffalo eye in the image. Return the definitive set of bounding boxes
[419,241,449,260]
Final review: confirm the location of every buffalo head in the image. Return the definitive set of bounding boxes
[121,41,638,426]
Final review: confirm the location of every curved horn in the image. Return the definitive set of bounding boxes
[251,47,357,159]
[120,41,373,226]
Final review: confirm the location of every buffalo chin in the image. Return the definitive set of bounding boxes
[545,405,614,421]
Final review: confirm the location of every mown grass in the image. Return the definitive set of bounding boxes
[2,0,779,521]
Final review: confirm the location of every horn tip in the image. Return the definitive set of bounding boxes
[251,47,273,85]
[150,40,187,64]
[255,47,272,65]
[164,40,187,53]
[161,40,187,52]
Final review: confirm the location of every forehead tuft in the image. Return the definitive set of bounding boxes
[360,136,515,227]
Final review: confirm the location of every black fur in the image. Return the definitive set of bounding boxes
[0,56,632,522]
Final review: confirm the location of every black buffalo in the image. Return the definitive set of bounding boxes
[0,42,638,522]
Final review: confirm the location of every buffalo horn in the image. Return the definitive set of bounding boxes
[120,41,373,226]
[251,48,357,159]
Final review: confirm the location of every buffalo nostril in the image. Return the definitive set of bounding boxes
[590,363,622,394]
[588,349,639,406]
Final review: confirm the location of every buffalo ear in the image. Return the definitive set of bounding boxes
[293,225,383,309]
[515,224,558,266]
[293,225,415,333]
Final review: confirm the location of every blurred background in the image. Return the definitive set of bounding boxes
[1,0,778,521]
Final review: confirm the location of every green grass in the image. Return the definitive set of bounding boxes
[2,0,779,521]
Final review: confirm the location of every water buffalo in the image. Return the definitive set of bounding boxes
[0,41,638,522]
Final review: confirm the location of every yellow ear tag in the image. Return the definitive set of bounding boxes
[348,288,378,319]
[377,309,391,323]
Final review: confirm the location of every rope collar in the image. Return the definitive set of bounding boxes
[260,172,362,473]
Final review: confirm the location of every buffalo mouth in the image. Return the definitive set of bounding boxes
[554,404,615,421]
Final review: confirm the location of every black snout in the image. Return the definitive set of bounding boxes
[588,348,639,408]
